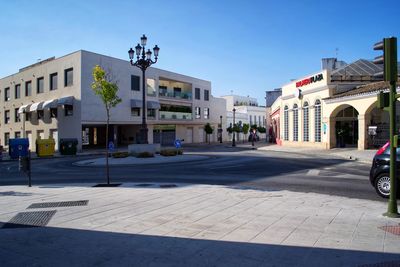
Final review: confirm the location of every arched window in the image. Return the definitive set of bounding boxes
[284,106,289,141]
[303,102,309,142]
[293,104,298,141]
[315,100,321,142]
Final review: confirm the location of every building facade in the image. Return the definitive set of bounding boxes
[0,50,226,151]
[278,58,398,150]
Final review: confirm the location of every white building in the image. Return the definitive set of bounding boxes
[0,50,226,151]
[220,95,266,141]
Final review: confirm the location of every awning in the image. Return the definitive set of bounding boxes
[58,96,74,106]
[131,99,142,108]
[42,99,58,109]
[18,104,31,114]
[29,101,44,112]
[147,100,160,109]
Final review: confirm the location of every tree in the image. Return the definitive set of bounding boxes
[91,65,122,185]
[204,123,214,144]
[242,123,250,142]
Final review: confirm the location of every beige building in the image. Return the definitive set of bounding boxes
[278,58,397,150]
[0,50,226,151]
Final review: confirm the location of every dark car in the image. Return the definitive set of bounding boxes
[369,141,400,198]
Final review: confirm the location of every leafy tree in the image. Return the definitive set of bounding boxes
[91,65,122,185]
[257,126,266,133]
[242,123,250,142]
[204,123,214,144]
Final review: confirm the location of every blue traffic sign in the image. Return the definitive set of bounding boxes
[108,141,115,151]
[174,139,182,148]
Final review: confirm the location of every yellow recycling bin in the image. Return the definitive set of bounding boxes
[36,138,55,157]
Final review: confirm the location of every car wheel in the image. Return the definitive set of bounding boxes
[375,173,390,198]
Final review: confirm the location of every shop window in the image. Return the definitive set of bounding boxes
[26,112,32,121]
[293,104,298,141]
[195,107,201,119]
[64,105,73,116]
[15,84,21,99]
[284,106,289,141]
[131,108,140,117]
[50,108,58,118]
[303,102,309,142]
[315,100,321,142]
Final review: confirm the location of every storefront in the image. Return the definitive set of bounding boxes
[278,59,391,150]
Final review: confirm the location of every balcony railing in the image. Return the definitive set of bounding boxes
[159,111,192,120]
[159,90,192,100]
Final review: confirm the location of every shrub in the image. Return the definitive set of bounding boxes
[112,152,129,158]
[136,152,154,158]
[160,149,183,156]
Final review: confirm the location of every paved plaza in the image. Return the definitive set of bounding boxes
[0,183,399,266]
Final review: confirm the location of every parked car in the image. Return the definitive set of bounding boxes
[369,141,400,198]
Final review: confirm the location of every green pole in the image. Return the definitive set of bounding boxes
[384,37,399,217]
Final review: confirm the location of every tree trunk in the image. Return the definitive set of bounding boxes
[106,109,110,185]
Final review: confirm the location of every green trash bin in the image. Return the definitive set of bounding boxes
[59,138,78,155]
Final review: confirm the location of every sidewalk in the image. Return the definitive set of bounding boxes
[0,183,399,266]
[258,144,377,164]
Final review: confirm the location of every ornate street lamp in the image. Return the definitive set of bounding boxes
[219,115,223,143]
[232,108,236,147]
[128,34,160,144]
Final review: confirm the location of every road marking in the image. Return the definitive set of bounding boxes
[306,169,320,176]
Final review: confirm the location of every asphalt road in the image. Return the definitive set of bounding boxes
[0,148,380,201]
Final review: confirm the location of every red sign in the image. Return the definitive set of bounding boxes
[296,73,323,88]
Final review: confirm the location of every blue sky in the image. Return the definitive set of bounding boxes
[0,0,399,104]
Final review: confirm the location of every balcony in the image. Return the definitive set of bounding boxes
[159,89,192,100]
[159,111,192,120]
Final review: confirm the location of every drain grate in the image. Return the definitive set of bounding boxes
[379,225,400,236]
[27,200,89,209]
[159,184,177,188]
[2,210,56,229]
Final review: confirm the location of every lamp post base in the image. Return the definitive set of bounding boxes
[139,128,149,144]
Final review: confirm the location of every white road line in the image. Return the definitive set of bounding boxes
[306,169,320,176]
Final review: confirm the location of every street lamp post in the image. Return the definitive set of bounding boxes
[128,34,160,144]
[232,108,236,147]
[219,115,223,143]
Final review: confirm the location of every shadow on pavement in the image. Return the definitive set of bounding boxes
[1,225,399,266]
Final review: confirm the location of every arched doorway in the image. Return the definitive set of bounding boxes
[335,106,359,147]
[367,106,389,148]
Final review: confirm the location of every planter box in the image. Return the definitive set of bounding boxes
[128,144,161,155]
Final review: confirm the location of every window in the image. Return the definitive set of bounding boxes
[147,108,156,118]
[15,84,20,99]
[262,116,265,126]
[131,75,140,91]
[159,85,167,96]
[195,88,201,100]
[4,110,10,124]
[26,112,32,121]
[37,77,44,93]
[293,104,298,141]
[303,102,309,142]
[15,108,20,122]
[315,100,321,142]
[4,87,10,101]
[195,107,201,119]
[204,107,209,119]
[15,131,21,138]
[25,81,32,96]
[147,78,156,96]
[50,73,58,90]
[131,107,140,116]
[64,68,73,86]
[250,115,252,125]
[204,90,209,101]
[64,105,73,116]
[284,106,289,141]
[4,133,10,146]
[50,108,58,118]
[37,110,44,120]
[173,87,181,97]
